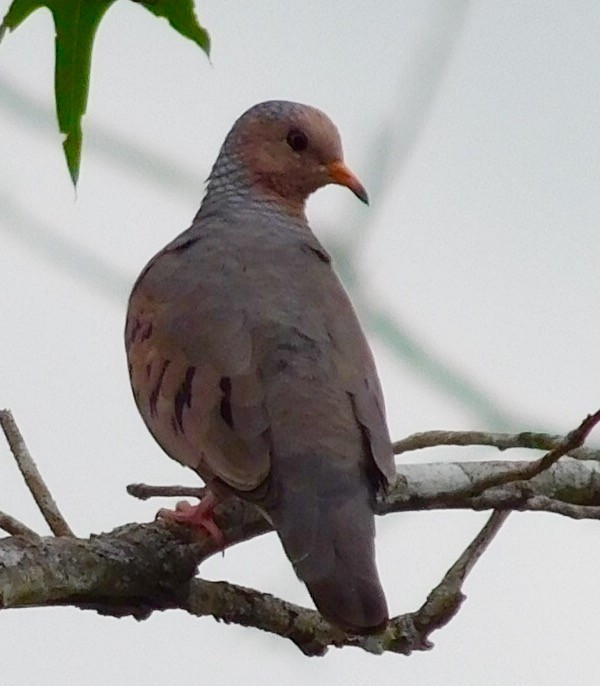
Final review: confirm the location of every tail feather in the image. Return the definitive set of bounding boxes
[267,453,388,634]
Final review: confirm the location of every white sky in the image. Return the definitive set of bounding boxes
[1,1,600,684]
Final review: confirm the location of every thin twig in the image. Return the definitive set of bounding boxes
[394,429,598,460]
[0,410,74,537]
[422,510,507,604]
[0,510,39,539]
[411,509,509,640]
[127,483,205,501]
[524,497,600,520]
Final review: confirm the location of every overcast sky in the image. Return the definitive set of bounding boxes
[1,1,600,684]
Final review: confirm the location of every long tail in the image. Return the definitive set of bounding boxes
[267,453,389,634]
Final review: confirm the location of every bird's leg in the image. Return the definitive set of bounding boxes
[157,490,224,547]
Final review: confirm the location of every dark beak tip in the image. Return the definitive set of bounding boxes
[356,188,370,206]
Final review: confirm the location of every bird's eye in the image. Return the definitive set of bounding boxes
[286,129,309,152]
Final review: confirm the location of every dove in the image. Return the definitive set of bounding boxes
[125,100,396,634]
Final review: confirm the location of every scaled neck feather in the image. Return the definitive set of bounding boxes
[197,142,308,223]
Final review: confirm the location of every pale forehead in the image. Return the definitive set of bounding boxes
[237,100,330,124]
[233,100,339,139]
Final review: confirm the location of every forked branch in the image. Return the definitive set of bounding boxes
[1,409,599,655]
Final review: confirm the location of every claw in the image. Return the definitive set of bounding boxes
[157,491,224,549]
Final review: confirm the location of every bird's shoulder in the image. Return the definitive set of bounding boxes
[130,211,334,307]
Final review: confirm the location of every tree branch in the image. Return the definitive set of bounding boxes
[379,458,600,517]
[0,510,508,656]
[429,409,600,499]
[2,409,600,655]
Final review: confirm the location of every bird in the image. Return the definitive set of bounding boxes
[125,100,396,634]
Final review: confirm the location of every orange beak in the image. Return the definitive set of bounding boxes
[327,160,369,205]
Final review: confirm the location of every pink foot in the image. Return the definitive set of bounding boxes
[157,491,224,548]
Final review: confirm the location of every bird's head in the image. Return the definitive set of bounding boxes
[211,100,368,212]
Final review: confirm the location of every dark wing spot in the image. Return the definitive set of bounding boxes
[149,360,170,417]
[140,323,153,342]
[174,366,196,431]
[219,376,233,429]
[125,319,142,348]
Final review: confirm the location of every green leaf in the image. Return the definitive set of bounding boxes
[139,0,210,56]
[0,0,210,186]
[0,0,40,35]
[53,0,117,185]
[1,0,117,185]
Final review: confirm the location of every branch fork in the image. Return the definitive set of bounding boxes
[2,407,600,655]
